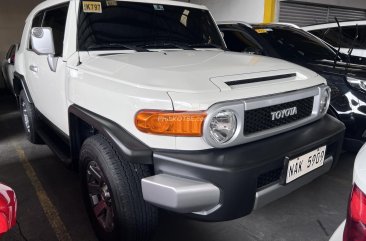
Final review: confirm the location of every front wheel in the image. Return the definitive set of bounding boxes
[79,135,158,241]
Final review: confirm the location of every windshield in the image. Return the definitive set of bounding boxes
[310,25,366,49]
[78,1,224,51]
[253,26,339,62]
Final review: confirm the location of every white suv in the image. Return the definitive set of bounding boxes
[14,0,345,240]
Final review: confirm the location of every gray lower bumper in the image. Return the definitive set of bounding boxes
[141,174,221,214]
[142,156,334,216]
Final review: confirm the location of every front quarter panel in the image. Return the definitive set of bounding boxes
[68,67,177,149]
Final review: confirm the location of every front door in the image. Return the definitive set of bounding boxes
[26,3,70,135]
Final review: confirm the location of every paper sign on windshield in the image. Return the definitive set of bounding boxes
[83,1,102,13]
[255,29,269,34]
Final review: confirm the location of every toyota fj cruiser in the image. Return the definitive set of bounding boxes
[13,0,345,240]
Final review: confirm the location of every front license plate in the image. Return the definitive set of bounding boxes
[286,146,327,184]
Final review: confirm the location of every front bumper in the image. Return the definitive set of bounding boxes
[142,115,345,221]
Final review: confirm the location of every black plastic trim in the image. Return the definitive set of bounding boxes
[34,109,72,165]
[153,115,345,221]
[226,73,297,86]
[68,105,153,165]
[13,72,33,103]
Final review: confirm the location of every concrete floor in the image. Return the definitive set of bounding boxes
[0,89,354,241]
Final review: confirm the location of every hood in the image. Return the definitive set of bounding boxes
[78,50,318,93]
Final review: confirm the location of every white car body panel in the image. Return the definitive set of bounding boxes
[354,144,366,194]
[329,143,366,241]
[329,221,345,241]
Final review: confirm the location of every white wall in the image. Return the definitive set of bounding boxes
[187,0,266,23]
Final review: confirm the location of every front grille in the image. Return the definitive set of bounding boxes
[244,97,314,135]
[257,168,283,189]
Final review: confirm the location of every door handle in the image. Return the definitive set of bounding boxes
[29,65,38,73]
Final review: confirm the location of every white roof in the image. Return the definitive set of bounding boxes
[303,20,366,31]
[28,0,208,21]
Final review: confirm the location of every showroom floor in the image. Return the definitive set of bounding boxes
[0,89,354,241]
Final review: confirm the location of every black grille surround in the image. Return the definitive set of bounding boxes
[244,97,314,135]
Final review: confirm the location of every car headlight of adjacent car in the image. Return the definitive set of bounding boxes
[347,76,366,92]
[319,87,331,115]
[209,110,237,144]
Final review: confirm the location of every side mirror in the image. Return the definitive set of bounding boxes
[220,31,225,38]
[30,27,58,72]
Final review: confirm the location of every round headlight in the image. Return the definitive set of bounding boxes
[209,110,237,144]
[320,87,331,114]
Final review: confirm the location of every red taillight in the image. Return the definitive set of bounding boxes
[0,213,8,234]
[344,185,366,241]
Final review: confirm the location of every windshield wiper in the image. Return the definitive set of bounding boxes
[137,41,194,50]
[189,43,225,50]
[87,43,148,52]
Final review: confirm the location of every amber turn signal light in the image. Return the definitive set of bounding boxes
[135,111,207,137]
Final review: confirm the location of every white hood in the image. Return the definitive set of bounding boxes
[78,50,318,93]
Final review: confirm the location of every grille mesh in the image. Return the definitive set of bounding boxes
[244,97,314,135]
[257,168,283,189]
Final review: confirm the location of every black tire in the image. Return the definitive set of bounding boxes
[19,90,42,144]
[79,134,158,241]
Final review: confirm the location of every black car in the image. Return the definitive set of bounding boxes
[219,22,366,151]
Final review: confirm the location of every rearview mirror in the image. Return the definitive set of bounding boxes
[30,27,58,72]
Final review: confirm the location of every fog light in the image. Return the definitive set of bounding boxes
[209,110,237,144]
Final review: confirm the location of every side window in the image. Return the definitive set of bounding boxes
[29,11,44,50]
[32,12,44,28]
[42,4,69,57]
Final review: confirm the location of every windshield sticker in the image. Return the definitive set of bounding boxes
[255,28,272,34]
[83,1,102,13]
[180,10,190,27]
[153,5,164,11]
[106,0,117,6]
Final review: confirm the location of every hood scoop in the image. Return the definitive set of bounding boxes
[211,70,305,91]
[226,73,297,86]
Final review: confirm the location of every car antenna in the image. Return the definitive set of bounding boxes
[346,24,359,73]
[333,17,342,69]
